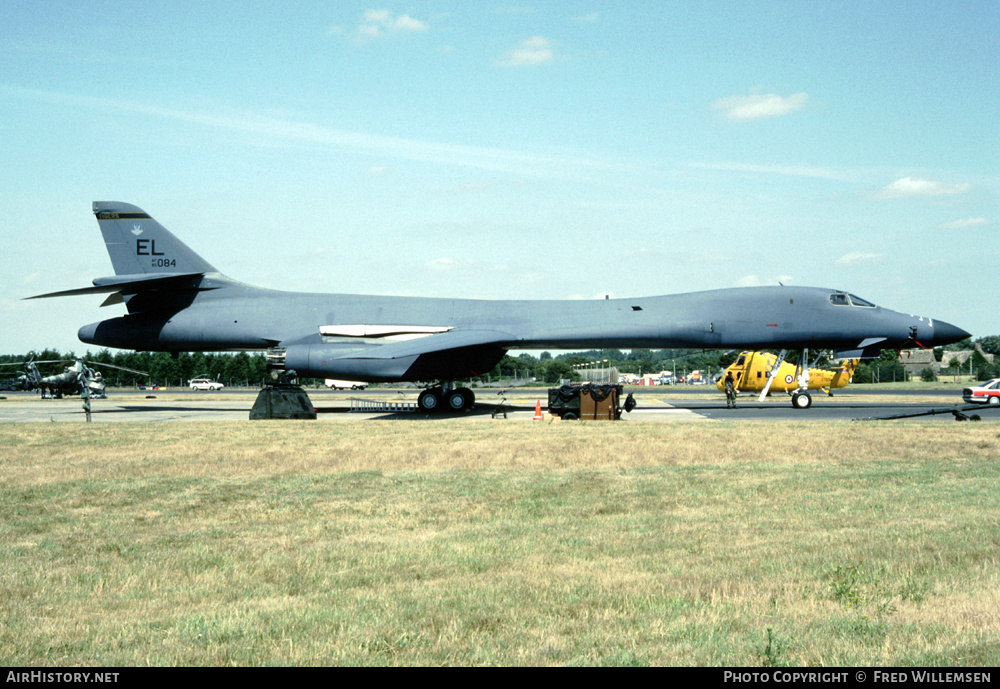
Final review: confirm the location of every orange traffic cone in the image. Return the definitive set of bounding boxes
[534,399,543,420]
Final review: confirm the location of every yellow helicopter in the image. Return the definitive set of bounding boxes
[717,350,859,408]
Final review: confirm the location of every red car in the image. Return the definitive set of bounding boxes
[963,379,1000,405]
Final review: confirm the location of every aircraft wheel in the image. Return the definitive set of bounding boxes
[561,412,578,421]
[418,389,442,412]
[446,387,474,412]
[791,392,812,409]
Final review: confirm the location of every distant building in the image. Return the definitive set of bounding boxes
[898,349,937,377]
[898,345,993,377]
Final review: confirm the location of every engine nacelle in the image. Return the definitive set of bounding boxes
[281,343,505,382]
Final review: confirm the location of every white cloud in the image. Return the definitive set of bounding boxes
[737,275,796,287]
[355,10,428,41]
[939,217,989,229]
[712,92,808,121]
[426,258,456,271]
[566,292,614,300]
[876,177,971,199]
[6,86,615,179]
[685,160,849,182]
[835,252,883,266]
[495,37,554,67]
[388,14,428,33]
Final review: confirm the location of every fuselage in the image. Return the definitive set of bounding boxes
[29,201,968,387]
[78,279,967,381]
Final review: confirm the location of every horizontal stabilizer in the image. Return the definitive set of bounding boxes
[26,272,207,300]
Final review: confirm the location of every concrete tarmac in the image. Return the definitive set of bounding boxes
[1,387,995,423]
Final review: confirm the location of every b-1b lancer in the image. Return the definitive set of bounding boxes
[29,202,970,412]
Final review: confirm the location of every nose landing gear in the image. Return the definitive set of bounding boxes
[761,349,818,409]
[791,391,812,409]
[788,349,819,409]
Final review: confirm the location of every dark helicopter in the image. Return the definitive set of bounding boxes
[0,358,146,399]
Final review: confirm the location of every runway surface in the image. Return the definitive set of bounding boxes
[1,386,995,423]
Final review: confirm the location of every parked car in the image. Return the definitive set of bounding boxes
[189,378,224,391]
[324,379,367,390]
[962,379,1000,405]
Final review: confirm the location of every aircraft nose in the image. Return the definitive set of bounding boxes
[932,320,971,346]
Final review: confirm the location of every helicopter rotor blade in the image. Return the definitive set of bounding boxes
[82,361,149,376]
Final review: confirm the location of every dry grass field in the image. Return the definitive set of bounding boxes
[2,420,998,666]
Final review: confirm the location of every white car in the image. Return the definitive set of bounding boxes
[189,378,224,391]
[963,379,1000,405]
[324,379,367,390]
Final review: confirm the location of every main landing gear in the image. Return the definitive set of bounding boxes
[761,349,818,410]
[417,383,476,413]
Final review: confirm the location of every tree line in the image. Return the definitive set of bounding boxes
[1,347,745,388]
[3,335,998,388]
[0,350,268,389]
[497,337,1000,385]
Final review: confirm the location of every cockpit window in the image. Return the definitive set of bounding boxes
[830,292,876,308]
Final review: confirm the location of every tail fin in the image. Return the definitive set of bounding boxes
[93,202,218,275]
[831,358,860,388]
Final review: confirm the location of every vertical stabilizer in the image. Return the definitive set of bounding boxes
[92,202,218,275]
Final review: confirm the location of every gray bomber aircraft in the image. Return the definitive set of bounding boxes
[30,202,970,411]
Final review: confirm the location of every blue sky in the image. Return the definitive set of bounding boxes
[2,1,997,355]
